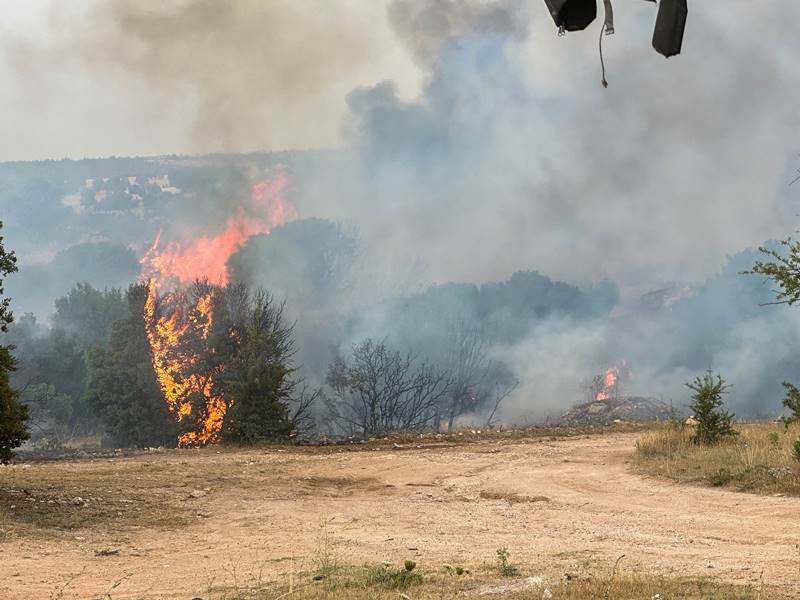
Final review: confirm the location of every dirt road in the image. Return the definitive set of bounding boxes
[2,431,798,599]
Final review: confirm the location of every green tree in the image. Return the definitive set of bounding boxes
[0,347,29,462]
[0,221,17,333]
[154,282,314,444]
[0,221,29,462]
[9,283,128,440]
[217,287,298,443]
[52,283,127,351]
[686,371,737,444]
[779,382,800,426]
[750,239,800,306]
[750,240,800,423]
[85,284,176,447]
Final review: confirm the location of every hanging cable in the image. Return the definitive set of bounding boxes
[599,25,608,88]
[599,0,614,88]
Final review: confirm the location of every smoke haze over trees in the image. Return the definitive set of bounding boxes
[0,1,799,445]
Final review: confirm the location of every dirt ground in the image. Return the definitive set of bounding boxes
[1,430,798,599]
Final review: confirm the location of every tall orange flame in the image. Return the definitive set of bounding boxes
[140,173,294,288]
[142,175,295,445]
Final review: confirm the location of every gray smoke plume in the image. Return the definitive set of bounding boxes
[0,0,416,158]
[293,0,800,419]
[321,0,800,292]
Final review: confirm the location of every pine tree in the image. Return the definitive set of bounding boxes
[686,371,737,444]
[779,382,800,426]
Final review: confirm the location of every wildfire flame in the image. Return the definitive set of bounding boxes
[141,174,293,288]
[141,174,295,445]
[595,367,619,401]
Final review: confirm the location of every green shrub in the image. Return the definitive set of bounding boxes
[781,383,800,426]
[366,563,423,589]
[443,564,466,576]
[792,439,800,462]
[767,431,780,446]
[708,467,733,487]
[686,372,737,445]
[496,548,518,577]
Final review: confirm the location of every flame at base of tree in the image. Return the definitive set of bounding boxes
[144,283,226,446]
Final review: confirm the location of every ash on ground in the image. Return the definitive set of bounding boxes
[558,396,677,426]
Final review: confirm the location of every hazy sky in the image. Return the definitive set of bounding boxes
[0,0,421,161]
[1,0,797,172]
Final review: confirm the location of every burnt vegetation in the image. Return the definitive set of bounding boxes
[324,338,452,436]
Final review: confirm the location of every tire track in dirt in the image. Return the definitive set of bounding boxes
[2,432,798,599]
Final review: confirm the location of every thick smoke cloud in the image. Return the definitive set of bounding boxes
[320,0,800,292]
[387,0,530,66]
[294,0,800,419]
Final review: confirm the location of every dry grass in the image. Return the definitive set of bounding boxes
[633,422,800,495]
[0,459,191,539]
[0,449,296,540]
[210,561,769,599]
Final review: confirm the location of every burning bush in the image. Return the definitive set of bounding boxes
[140,281,315,446]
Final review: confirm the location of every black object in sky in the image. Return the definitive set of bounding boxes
[544,0,597,32]
[652,0,688,58]
[544,0,687,58]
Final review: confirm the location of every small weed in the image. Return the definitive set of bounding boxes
[313,519,339,588]
[443,564,467,576]
[496,547,518,577]
[443,565,469,576]
[365,562,423,589]
[708,467,733,487]
[768,431,780,446]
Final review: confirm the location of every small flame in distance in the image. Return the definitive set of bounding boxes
[595,367,620,401]
[142,175,295,446]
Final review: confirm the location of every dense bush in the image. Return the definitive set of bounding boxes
[217,288,299,443]
[85,284,177,447]
[686,371,737,445]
